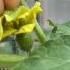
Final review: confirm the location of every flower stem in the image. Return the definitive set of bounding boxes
[35,20,47,43]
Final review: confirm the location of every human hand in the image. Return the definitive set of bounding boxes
[0,0,20,14]
[4,0,20,9]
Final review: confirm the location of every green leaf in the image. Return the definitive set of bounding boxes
[56,24,70,35]
[0,54,25,68]
[63,21,70,27]
[55,21,70,36]
[46,21,70,41]
[10,34,70,70]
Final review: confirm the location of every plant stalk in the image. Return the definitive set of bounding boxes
[35,20,47,43]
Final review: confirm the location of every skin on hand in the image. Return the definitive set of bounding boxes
[0,0,4,14]
[4,0,20,9]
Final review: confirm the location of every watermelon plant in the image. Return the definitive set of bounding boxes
[0,0,70,70]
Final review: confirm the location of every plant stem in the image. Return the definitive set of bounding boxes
[35,20,47,43]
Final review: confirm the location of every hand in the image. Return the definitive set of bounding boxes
[0,0,4,14]
[4,0,20,9]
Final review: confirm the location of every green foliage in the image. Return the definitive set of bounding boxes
[0,54,25,68]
